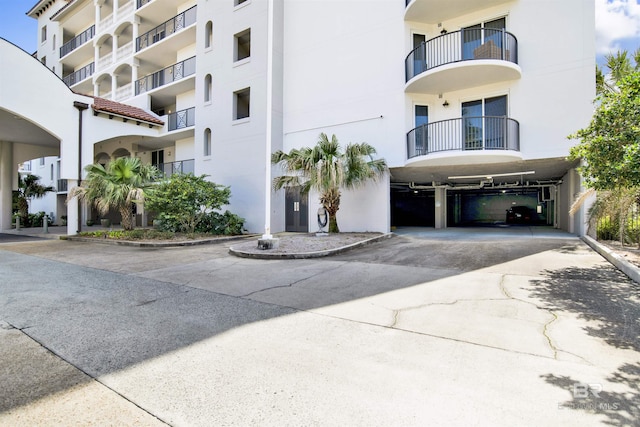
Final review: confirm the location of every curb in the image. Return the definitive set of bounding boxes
[229,233,394,259]
[581,235,640,284]
[63,234,257,248]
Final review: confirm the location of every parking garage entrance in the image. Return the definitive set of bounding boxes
[391,186,555,228]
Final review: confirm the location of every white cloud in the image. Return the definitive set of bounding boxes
[595,0,640,54]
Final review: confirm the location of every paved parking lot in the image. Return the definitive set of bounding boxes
[1,228,639,426]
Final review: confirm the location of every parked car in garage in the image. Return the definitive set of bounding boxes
[506,206,532,224]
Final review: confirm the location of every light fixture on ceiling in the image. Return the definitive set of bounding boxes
[440,28,447,35]
[442,100,449,107]
[447,171,536,180]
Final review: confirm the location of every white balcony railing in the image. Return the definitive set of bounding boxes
[115,83,133,101]
[116,41,133,61]
[98,13,114,33]
[98,53,113,70]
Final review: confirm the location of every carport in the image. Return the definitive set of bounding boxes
[390,157,583,233]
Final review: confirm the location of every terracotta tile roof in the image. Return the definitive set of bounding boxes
[91,97,164,126]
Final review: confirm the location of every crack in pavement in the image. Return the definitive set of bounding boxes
[239,263,347,298]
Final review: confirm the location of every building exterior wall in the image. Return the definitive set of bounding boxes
[6,0,596,234]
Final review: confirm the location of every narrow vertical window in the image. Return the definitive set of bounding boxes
[205,21,213,49]
[205,74,212,102]
[41,25,47,43]
[204,128,212,156]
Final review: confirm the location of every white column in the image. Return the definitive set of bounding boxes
[67,179,79,235]
[0,141,13,230]
[434,187,447,229]
[262,0,274,239]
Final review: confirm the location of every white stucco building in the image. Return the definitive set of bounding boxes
[0,0,595,235]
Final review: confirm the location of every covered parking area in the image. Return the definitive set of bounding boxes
[390,157,585,234]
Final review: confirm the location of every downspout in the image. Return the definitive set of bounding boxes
[74,101,89,233]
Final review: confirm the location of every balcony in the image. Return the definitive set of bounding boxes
[136,6,197,51]
[56,179,68,193]
[63,62,95,87]
[60,25,95,58]
[168,107,195,131]
[405,0,510,24]
[406,116,520,165]
[135,56,196,95]
[405,29,520,94]
[158,159,195,177]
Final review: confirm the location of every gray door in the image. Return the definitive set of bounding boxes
[285,188,308,232]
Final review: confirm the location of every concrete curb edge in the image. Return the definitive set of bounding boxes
[229,233,394,259]
[581,235,640,284]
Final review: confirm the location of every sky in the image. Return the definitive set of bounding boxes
[0,0,639,68]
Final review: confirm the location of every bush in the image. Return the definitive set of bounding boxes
[26,211,53,227]
[196,210,245,235]
[146,174,241,234]
[596,216,619,241]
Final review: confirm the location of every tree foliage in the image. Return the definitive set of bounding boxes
[68,157,159,230]
[15,174,54,226]
[569,71,640,190]
[145,173,234,234]
[272,133,388,233]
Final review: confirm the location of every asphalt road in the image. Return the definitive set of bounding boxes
[1,228,639,426]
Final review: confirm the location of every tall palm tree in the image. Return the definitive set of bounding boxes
[68,157,159,230]
[272,133,388,233]
[16,174,54,226]
[596,48,640,95]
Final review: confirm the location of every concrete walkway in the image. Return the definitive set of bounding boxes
[0,228,639,425]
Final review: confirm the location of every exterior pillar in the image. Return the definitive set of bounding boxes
[0,141,13,230]
[434,187,447,229]
[67,179,79,235]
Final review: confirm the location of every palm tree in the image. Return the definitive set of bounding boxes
[596,48,640,95]
[272,133,388,233]
[16,174,54,227]
[68,157,159,230]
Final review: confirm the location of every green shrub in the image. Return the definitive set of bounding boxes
[196,210,245,235]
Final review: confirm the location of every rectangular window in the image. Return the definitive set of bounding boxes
[39,157,45,166]
[462,17,506,60]
[234,29,251,61]
[41,25,47,43]
[414,105,428,155]
[462,95,507,150]
[234,87,250,120]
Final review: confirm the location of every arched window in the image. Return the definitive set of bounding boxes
[204,128,212,156]
[205,74,212,103]
[205,21,213,49]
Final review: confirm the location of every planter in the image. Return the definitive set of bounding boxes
[100,218,111,227]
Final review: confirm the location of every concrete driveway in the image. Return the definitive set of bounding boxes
[0,228,639,426]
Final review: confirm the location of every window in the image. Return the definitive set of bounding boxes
[205,74,212,102]
[414,105,428,154]
[234,29,251,62]
[39,157,45,166]
[41,25,47,43]
[462,17,506,60]
[52,34,56,50]
[50,164,54,180]
[204,128,212,156]
[205,21,213,49]
[462,95,507,150]
[235,0,248,6]
[233,87,250,120]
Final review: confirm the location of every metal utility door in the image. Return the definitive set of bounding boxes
[285,188,308,232]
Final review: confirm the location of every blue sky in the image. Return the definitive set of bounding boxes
[0,0,639,67]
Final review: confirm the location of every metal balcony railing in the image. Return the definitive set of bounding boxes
[405,28,518,81]
[157,159,195,177]
[407,116,520,159]
[135,56,196,95]
[137,0,153,8]
[136,6,197,51]
[56,179,68,192]
[60,25,96,58]
[168,107,195,131]
[63,62,95,87]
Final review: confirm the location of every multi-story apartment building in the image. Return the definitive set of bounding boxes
[13,0,594,234]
